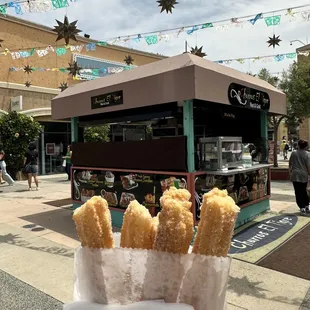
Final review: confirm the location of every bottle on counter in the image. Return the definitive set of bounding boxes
[242,145,252,168]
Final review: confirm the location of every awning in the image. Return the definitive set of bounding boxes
[52,53,286,120]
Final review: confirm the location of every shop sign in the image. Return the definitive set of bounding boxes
[91,90,123,109]
[228,83,270,111]
[10,96,22,112]
[46,143,56,155]
[229,215,298,254]
[72,168,187,213]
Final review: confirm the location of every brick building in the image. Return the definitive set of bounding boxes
[0,14,165,174]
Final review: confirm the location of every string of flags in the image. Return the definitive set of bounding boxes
[9,50,307,81]
[0,0,78,15]
[63,4,310,47]
[215,52,299,65]
[9,64,134,76]
[1,4,310,56]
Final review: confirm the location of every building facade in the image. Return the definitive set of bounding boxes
[0,15,165,174]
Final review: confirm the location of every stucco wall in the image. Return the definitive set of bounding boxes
[0,15,164,112]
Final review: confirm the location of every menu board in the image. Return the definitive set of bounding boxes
[72,168,188,213]
[194,168,269,221]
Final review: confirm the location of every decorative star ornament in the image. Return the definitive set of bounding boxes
[190,46,207,58]
[67,61,82,77]
[25,81,31,87]
[267,34,281,48]
[59,82,68,92]
[124,55,134,65]
[157,0,178,13]
[24,65,33,74]
[53,15,81,45]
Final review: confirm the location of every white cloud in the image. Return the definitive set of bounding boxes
[13,0,310,75]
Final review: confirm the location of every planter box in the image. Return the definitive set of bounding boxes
[271,168,289,181]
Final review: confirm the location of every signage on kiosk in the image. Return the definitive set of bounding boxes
[91,90,123,110]
[228,83,270,111]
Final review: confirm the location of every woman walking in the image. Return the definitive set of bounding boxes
[24,143,39,191]
[0,150,15,186]
[289,139,310,216]
[63,145,72,181]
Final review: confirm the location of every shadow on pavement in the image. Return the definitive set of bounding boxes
[228,275,304,306]
[20,209,78,241]
[270,193,295,202]
[44,198,73,208]
[0,233,74,258]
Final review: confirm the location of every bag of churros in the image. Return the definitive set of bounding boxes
[72,187,240,310]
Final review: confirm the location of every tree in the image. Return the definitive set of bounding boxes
[84,125,110,142]
[0,111,41,178]
[256,68,284,167]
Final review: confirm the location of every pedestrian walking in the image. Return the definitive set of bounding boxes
[0,150,15,186]
[24,143,39,191]
[280,140,289,160]
[63,145,72,181]
[289,139,310,216]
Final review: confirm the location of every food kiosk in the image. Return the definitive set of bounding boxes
[51,53,286,228]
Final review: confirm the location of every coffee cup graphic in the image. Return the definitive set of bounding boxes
[105,171,115,188]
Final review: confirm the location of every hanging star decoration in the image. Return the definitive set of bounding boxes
[190,46,207,58]
[124,55,134,66]
[67,61,82,77]
[157,0,178,13]
[267,34,281,48]
[25,81,31,87]
[53,15,81,45]
[59,82,68,92]
[24,65,33,74]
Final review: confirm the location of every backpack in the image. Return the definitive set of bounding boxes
[284,144,289,151]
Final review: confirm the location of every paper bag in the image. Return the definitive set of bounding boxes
[74,246,231,310]
[64,300,194,309]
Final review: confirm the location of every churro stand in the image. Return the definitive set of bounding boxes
[51,53,286,228]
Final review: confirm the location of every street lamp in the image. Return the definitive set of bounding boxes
[290,40,306,46]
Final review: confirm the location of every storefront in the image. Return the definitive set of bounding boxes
[51,53,286,228]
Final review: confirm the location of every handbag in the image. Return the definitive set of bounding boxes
[23,163,31,174]
[62,159,67,167]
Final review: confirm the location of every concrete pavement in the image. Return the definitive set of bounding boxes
[1,174,310,309]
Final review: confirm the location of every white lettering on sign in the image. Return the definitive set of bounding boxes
[230,217,294,250]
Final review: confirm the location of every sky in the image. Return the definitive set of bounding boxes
[3,0,310,76]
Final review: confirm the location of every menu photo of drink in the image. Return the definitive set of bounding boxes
[72,168,188,212]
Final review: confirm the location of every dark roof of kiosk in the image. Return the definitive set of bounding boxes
[52,53,286,120]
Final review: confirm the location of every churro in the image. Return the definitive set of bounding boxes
[154,187,193,254]
[120,200,157,250]
[192,188,240,257]
[73,196,114,249]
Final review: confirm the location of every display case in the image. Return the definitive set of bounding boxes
[199,137,243,170]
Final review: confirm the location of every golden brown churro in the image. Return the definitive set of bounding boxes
[153,187,194,254]
[73,196,114,249]
[192,188,240,257]
[120,200,156,250]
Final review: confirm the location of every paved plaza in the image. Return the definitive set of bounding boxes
[0,172,310,309]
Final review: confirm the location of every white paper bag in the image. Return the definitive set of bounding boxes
[74,246,231,310]
[62,159,67,167]
[64,300,194,310]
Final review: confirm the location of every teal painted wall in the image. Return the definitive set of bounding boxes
[235,199,270,228]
